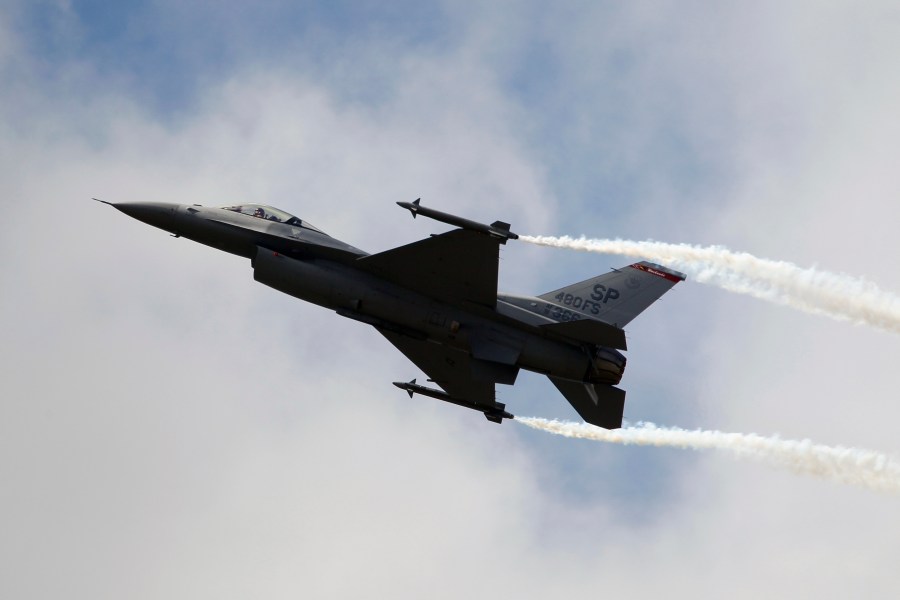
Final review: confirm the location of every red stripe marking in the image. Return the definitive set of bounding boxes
[629,263,683,282]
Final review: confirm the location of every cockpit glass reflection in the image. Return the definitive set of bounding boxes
[220,204,327,235]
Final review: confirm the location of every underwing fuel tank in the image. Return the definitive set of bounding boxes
[396,199,519,244]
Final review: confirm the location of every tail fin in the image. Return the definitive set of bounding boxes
[538,261,685,328]
[549,376,626,429]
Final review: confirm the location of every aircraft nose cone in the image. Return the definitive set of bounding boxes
[112,202,178,233]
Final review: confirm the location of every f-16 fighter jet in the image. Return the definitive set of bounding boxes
[99,198,684,428]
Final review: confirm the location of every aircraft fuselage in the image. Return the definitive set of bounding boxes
[100,198,683,428]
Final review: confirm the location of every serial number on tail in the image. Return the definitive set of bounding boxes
[544,285,620,320]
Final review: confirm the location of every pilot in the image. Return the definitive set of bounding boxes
[253,207,265,219]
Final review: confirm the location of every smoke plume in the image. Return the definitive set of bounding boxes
[516,417,900,493]
[521,235,900,334]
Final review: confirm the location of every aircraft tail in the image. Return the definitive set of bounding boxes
[548,376,626,429]
[538,261,686,328]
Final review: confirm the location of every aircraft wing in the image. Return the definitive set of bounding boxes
[377,329,497,407]
[357,229,499,307]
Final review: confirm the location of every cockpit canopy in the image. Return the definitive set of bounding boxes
[221,204,326,235]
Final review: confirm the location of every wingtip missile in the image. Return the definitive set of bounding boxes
[392,379,514,423]
[395,199,518,244]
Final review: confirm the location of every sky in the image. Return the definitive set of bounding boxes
[2,1,900,597]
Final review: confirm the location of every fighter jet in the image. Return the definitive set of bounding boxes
[98,198,685,428]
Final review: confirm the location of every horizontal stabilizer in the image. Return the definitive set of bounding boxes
[549,376,626,429]
[540,319,627,350]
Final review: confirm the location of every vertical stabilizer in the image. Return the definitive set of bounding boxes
[538,261,685,327]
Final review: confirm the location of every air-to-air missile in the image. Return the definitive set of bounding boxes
[396,198,519,244]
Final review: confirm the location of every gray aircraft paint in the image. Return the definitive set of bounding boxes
[99,199,684,429]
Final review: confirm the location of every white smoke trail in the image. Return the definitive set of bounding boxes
[516,417,900,494]
[521,235,900,334]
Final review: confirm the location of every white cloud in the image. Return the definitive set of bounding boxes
[0,13,560,598]
[2,2,900,598]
